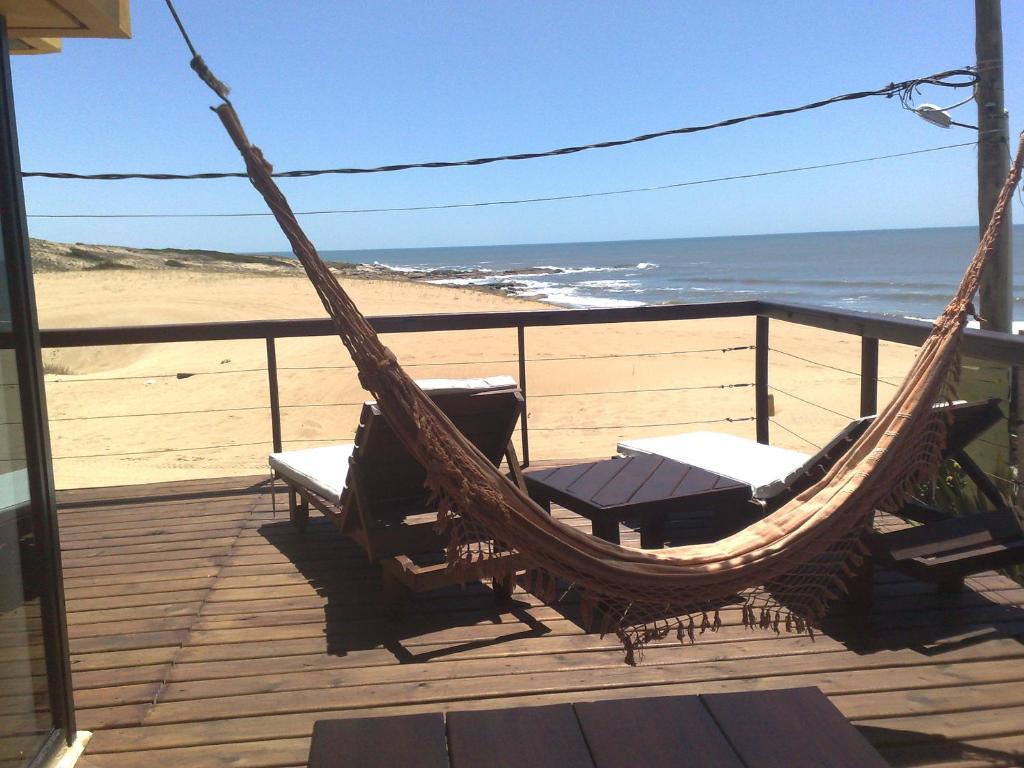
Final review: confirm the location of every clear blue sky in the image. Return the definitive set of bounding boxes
[12,1,1023,253]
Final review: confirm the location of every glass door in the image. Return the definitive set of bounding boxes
[0,17,76,766]
[0,302,53,765]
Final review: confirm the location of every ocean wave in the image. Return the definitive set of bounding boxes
[530,263,655,275]
[967,319,1024,333]
[906,317,1024,334]
[534,289,646,309]
[426,277,498,286]
[576,279,642,291]
[363,252,1020,322]
[371,261,426,273]
[688,277,955,290]
[503,279,644,308]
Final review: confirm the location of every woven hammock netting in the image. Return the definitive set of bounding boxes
[210,87,1023,662]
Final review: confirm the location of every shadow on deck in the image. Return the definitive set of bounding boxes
[57,475,1024,767]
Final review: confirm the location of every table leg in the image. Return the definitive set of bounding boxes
[640,511,667,549]
[591,517,620,544]
[289,487,309,532]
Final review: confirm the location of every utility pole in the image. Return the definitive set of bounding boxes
[975,0,1012,332]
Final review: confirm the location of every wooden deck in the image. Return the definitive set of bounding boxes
[57,474,1024,768]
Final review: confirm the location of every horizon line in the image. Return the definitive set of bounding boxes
[254,222,1023,256]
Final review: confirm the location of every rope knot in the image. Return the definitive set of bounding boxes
[377,347,399,370]
[190,55,231,102]
[247,146,273,175]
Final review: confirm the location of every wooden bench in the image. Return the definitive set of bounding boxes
[307,687,890,767]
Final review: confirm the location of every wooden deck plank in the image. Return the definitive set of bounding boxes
[116,656,1024,729]
[82,682,1024,756]
[153,642,1024,705]
[78,737,312,768]
[56,474,1024,767]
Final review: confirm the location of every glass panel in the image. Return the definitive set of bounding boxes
[0,254,52,764]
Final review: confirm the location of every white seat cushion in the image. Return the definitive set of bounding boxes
[618,431,811,500]
[268,376,518,505]
[414,375,517,395]
[269,444,356,506]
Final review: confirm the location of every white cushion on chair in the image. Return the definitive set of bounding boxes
[618,431,811,500]
[414,375,518,394]
[269,444,356,506]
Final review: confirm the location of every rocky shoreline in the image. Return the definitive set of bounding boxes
[27,237,568,300]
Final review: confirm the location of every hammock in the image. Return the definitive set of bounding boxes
[198,62,1024,662]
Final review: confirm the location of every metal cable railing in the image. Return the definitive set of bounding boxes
[769,346,900,388]
[45,341,757,464]
[40,343,756,385]
[33,303,1022,491]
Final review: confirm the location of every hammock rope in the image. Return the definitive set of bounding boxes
[179,32,1024,663]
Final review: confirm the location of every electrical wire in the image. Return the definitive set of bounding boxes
[22,66,977,181]
[27,141,978,219]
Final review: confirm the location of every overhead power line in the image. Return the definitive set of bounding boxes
[22,68,976,182]
[27,141,977,219]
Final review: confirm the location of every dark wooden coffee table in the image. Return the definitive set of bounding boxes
[523,454,753,548]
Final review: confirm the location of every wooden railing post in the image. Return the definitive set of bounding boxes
[860,337,879,417]
[265,337,282,454]
[755,316,769,444]
[517,325,530,467]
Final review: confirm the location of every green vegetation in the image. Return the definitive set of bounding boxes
[917,459,990,517]
[917,457,1022,584]
[144,246,290,267]
[86,261,136,270]
[42,360,74,376]
[67,246,135,270]
[67,246,107,263]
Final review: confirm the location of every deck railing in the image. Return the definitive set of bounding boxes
[15,299,1024,484]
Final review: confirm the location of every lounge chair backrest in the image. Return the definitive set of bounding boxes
[349,384,523,512]
[774,416,875,504]
[942,398,1004,453]
[772,398,1004,508]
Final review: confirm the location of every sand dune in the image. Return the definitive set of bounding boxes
[33,268,917,490]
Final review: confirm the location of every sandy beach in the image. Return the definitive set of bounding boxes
[32,267,919,490]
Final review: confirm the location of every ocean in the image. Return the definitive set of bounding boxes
[313,226,1024,324]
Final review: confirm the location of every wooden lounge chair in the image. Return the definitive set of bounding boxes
[619,399,1001,511]
[865,405,1024,594]
[619,400,1024,600]
[269,376,527,608]
[618,413,874,513]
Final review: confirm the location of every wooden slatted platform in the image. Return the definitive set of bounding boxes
[56,474,1024,767]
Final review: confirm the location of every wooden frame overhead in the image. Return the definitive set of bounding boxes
[2,0,130,55]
